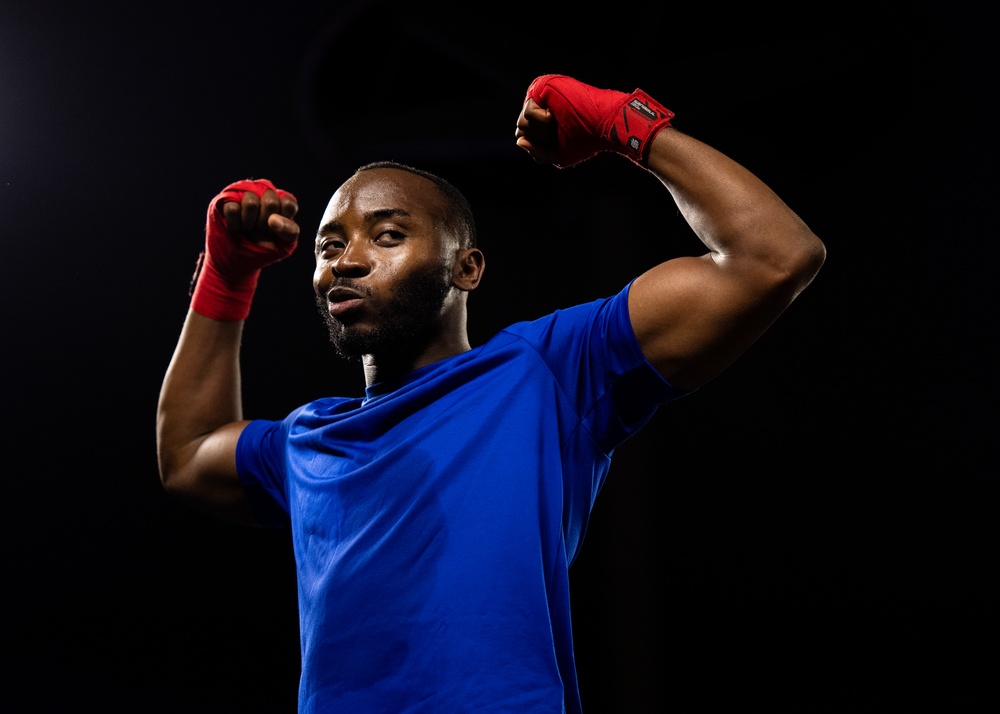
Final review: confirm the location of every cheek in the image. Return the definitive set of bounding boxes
[380,263,403,285]
[313,261,329,293]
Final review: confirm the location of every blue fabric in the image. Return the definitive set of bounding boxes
[236,282,687,713]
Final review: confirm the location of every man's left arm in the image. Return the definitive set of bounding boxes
[515,76,826,391]
[627,125,826,390]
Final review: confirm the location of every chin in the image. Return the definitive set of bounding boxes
[327,327,372,360]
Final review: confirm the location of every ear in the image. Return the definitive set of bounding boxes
[452,248,485,291]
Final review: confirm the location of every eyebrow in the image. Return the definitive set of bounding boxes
[316,208,412,241]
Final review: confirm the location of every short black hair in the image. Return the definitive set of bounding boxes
[355,161,478,248]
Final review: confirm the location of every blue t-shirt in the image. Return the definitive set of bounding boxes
[236,282,687,713]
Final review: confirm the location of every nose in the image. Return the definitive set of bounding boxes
[331,239,371,278]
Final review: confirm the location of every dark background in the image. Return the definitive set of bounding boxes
[3,1,997,711]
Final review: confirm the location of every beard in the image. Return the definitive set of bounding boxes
[315,262,454,361]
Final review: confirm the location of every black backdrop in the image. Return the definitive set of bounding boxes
[3,1,997,711]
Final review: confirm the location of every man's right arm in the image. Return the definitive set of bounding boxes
[156,180,299,525]
[156,312,256,524]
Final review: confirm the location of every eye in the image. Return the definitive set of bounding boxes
[317,236,345,255]
[374,229,404,245]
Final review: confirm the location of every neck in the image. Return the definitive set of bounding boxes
[362,332,471,388]
[360,294,473,388]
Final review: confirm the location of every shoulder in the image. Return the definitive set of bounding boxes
[496,284,636,364]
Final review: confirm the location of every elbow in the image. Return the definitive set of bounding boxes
[159,462,217,516]
[157,451,199,502]
[160,469,207,506]
[784,228,826,296]
[804,231,827,285]
[158,458,186,498]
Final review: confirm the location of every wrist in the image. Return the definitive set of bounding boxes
[189,250,260,321]
[605,88,675,167]
[525,75,675,168]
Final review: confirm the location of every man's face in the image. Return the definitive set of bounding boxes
[313,168,460,360]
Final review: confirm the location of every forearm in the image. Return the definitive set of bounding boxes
[646,127,825,290]
[156,310,246,490]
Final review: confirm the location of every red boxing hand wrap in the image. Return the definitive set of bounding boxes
[525,74,675,168]
[189,178,297,321]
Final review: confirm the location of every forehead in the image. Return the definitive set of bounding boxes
[321,168,445,225]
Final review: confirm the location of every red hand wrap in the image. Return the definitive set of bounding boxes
[189,178,297,321]
[525,74,675,168]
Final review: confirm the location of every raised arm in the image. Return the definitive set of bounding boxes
[629,128,824,389]
[515,75,826,390]
[156,180,299,524]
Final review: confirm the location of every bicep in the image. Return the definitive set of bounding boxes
[628,254,794,390]
[163,420,261,526]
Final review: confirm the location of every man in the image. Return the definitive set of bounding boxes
[157,74,825,712]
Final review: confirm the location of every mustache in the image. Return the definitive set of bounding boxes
[326,278,374,299]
